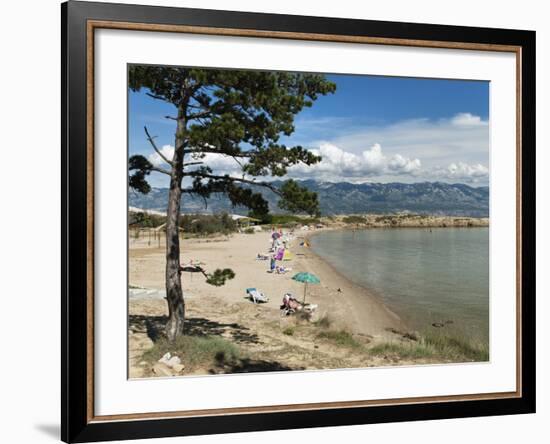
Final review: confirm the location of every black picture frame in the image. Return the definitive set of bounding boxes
[62,1,536,442]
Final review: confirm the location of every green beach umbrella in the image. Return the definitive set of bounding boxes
[292,272,321,303]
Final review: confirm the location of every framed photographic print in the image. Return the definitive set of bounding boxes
[61,1,536,442]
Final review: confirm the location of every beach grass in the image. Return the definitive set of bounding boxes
[368,342,437,359]
[282,326,295,336]
[422,331,489,361]
[142,335,242,372]
[316,329,363,349]
[313,314,332,329]
[369,332,489,362]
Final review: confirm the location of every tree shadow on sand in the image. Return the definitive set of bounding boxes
[129,315,301,375]
[129,314,260,345]
[210,353,304,374]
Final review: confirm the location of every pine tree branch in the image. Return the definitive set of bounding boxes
[146,92,167,101]
[144,126,173,167]
[150,165,171,175]
[183,161,204,167]
[187,110,212,120]
[183,172,282,196]
[230,156,245,169]
[182,147,253,157]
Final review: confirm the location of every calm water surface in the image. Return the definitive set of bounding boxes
[310,228,489,342]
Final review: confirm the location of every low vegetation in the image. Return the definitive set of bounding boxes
[338,214,489,228]
[312,319,487,363]
[130,211,166,228]
[137,321,488,377]
[179,213,237,236]
[316,329,362,349]
[142,335,242,373]
[130,211,240,236]
[422,331,489,361]
[369,332,489,362]
[248,212,322,227]
[282,326,295,336]
[313,315,332,329]
[342,215,367,224]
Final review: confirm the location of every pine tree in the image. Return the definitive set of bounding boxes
[129,66,335,341]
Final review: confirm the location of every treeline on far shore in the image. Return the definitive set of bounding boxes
[130,211,238,235]
[129,209,489,237]
[338,214,489,228]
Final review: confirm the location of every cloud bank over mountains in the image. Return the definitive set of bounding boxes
[144,112,489,187]
[286,142,487,184]
[287,143,421,181]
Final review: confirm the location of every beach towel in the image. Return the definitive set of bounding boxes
[282,250,294,261]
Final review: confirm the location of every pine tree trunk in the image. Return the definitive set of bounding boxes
[164,106,187,341]
[164,176,184,341]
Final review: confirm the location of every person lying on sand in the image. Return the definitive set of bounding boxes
[280,293,318,315]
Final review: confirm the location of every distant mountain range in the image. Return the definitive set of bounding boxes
[129,180,489,217]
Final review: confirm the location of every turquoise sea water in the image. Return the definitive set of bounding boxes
[310,228,489,342]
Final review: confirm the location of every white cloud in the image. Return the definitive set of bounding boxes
[289,142,421,181]
[148,145,243,176]
[433,162,489,182]
[450,112,488,127]
[148,144,175,166]
[287,113,489,184]
[322,113,489,162]
[197,152,244,177]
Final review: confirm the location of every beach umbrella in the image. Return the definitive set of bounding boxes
[292,272,320,303]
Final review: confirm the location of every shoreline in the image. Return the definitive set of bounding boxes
[304,226,490,342]
[296,230,406,336]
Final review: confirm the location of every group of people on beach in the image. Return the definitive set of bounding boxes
[254,228,318,315]
[267,228,294,274]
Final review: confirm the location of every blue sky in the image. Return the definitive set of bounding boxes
[292,74,488,124]
[129,72,489,187]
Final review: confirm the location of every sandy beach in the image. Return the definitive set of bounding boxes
[128,227,475,378]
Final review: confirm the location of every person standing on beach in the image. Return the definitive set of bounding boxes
[270,255,276,272]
